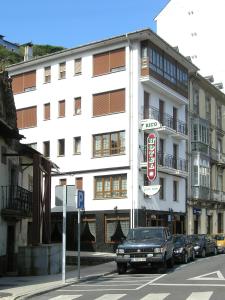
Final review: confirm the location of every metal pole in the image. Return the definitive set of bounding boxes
[77,208,80,280]
[62,185,66,283]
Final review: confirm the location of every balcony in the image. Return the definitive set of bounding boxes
[140,147,188,178]
[191,142,209,155]
[210,148,225,166]
[1,185,32,219]
[142,106,188,140]
[192,186,210,201]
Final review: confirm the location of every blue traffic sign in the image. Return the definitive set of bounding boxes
[77,190,85,209]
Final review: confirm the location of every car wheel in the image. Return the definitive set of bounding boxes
[182,252,188,264]
[117,263,127,275]
[201,248,206,258]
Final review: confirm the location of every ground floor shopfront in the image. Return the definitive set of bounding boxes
[51,209,185,252]
[187,200,225,235]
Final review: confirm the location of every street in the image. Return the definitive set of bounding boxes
[32,254,225,300]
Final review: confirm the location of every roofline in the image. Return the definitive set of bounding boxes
[154,0,171,21]
[7,28,198,74]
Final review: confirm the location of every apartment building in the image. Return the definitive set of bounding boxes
[155,0,225,92]
[188,73,225,234]
[7,29,197,251]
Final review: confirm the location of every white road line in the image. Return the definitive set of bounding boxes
[186,291,213,300]
[151,283,225,287]
[49,296,82,300]
[140,293,170,300]
[94,294,126,300]
[70,283,141,286]
[136,274,167,290]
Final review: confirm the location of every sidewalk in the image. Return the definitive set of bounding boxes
[0,252,116,300]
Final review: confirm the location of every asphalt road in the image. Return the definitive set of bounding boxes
[32,254,225,300]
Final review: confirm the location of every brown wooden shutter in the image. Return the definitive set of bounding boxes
[59,100,65,117]
[110,48,125,70]
[74,97,81,114]
[24,71,36,90]
[110,89,125,113]
[16,110,23,128]
[76,177,83,190]
[44,103,50,120]
[75,58,82,75]
[93,92,110,116]
[93,52,109,76]
[12,74,23,94]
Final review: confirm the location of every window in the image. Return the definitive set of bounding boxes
[217,105,222,128]
[93,89,125,116]
[43,141,50,157]
[105,216,129,243]
[193,88,199,113]
[149,47,163,76]
[173,181,178,202]
[76,177,83,190]
[74,97,81,115]
[95,174,127,199]
[206,95,211,120]
[164,55,176,84]
[44,66,51,83]
[58,139,65,156]
[143,91,150,119]
[217,138,222,155]
[74,137,81,154]
[93,131,125,157]
[193,165,199,186]
[16,106,37,129]
[74,58,82,75]
[93,48,125,76]
[218,169,223,191]
[59,62,66,79]
[58,100,65,117]
[59,178,67,185]
[12,70,36,94]
[159,178,164,200]
[200,164,210,187]
[81,216,96,242]
[44,103,50,120]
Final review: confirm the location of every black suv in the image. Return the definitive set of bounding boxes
[189,234,218,257]
[115,226,174,274]
[173,234,195,263]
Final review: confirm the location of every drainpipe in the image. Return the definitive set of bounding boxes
[126,34,135,228]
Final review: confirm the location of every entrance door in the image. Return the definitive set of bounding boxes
[7,225,15,272]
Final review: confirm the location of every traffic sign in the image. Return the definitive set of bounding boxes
[77,190,85,209]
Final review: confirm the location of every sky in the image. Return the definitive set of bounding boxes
[1,0,169,49]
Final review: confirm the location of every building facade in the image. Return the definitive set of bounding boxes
[0,35,19,53]
[188,73,225,234]
[7,29,197,252]
[155,0,225,92]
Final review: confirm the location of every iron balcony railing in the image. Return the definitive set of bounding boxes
[1,185,32,215]
[143,105,188,135]
[140,146,188,172]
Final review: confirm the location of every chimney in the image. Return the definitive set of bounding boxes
[23,42,33,61]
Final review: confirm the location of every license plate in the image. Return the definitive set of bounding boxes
[131,257,146,262]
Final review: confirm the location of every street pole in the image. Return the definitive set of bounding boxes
[62,185,66,283]
[77,208,80,280]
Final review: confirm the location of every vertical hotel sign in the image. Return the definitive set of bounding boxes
[147,132,157,182]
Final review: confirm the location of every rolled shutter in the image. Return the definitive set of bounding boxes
[93,92,110,116]
[24,71,36,90]
[93,52,109,76]
[44,103,50,120]
[110,48,125,71]
[110,89,125,113]
[12,74,23,94]
[76,177,83,190]
[59,100,65,117]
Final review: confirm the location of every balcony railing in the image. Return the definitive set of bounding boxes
[192,186,210,201]
[143,106,188,135]
[191,142,209,155]
[140,146,188,172]
[1,185,32,216]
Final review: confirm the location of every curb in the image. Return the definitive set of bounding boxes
[14,269,116,300]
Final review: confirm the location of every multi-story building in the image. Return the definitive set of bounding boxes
[155,0,225,92]
[0,34,19,53]
[7,29,197,251]
[188,73,225,234]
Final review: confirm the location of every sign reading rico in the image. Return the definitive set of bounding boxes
[147,132,157,182]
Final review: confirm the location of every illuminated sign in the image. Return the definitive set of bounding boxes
[147,132,157,182]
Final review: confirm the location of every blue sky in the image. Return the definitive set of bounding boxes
[1,0,169,48]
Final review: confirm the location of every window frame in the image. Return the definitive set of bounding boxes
[73,136,81,155]
[58,138,65,156]
[94,174,127,199]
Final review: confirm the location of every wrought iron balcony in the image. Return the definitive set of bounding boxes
[143,106,188,136]
[139,146,188,174]
[1,185,32,218]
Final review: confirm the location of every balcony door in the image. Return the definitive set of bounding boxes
[173,107,177,130]
[7,225,16,272]
[144,91,150,119]
[159,99,164,124]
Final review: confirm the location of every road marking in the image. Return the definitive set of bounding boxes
[186,291,213,300]
[49,296,82,300]
[94,295,126,300]
[188,271,225,281]
[140,293,170,300]
[137,274,167,290]
[151,283,225,287]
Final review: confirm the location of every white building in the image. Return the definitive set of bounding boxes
[7,29,197,251]
[155,0,225,92]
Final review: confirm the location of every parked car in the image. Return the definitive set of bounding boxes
[173,234,195,263]
[115,227,174,274]
[189,234,218,257]
[213,234,225,254]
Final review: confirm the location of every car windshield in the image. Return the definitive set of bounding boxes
[215,235,225,241]
[190,235,202,242]
[173,236,185,246]
[126,228,164,241]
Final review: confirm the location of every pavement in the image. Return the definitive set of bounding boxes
[0,252,116,300]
